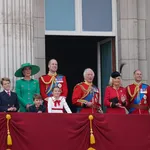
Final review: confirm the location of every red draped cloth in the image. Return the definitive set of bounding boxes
[0,113,150,150]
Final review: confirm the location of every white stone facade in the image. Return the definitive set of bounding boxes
[117,0,150,85]
[33,0,45,78]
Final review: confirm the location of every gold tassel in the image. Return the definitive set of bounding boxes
[88,147,96,150]
[90,133,95,144]
[7,133,12,145]
[6,114,12,146]
[88,115,95,144]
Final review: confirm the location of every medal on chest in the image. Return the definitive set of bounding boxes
[121,95,126,102]
[143,94,147,104]
[140,88,147,93]
[55,78,63,88]
[57,83,62,88]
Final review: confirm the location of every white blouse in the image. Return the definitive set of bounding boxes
[48,96,72,113]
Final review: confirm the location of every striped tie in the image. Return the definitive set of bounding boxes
[7,91,10,96]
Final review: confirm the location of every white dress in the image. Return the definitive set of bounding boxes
[48,96,72,113]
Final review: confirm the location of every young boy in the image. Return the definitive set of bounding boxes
[48,86,72,113]
[29,94,46,113]
[0,77,19,112]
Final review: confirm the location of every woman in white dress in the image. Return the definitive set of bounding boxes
[48,86,72,113]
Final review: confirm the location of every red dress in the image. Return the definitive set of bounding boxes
[39,73,68,110]
[126,83,150,114]
[104,86,128,114]
[72,82,101,113]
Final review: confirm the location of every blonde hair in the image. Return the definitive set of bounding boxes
[108,77,113,86]
[108,76,122,86]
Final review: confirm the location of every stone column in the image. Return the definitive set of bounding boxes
[32,0,45,78]
[117,0,148,86]
[146,0,150,84]
[0,0,45,90]
[137,0,147,83]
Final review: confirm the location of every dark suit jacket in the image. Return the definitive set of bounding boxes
[28,104,46,113]
[0,91,19,112]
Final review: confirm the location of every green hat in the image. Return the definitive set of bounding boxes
[15,63,40,77]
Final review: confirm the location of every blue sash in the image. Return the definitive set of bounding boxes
[46,75,63,96]
[77,86,98,113]
[129,84,148,113]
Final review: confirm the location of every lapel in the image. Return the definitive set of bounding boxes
[2,90,11,99]
[2,90,8,96]
[33,105,39,112]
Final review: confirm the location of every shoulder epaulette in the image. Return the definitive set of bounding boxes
[73,82,83,90]
[41,75,47,77]
[40,75,54,84]
[77,82,84,85]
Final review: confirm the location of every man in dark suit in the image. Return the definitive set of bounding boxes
[0,77,19,112]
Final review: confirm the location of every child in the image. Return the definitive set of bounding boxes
[48,86,72,113]
[0,77,19,112]
[29,94,46,113]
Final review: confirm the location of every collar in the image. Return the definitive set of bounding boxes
[84,81,93,86]
[23,78,32,81]
[112,85,120,90]
[48,71,57,76]
[5,90,11,93]
[52,96,61,101]
[133,81,142,86]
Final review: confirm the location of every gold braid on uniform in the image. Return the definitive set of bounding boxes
[79,84,92,99]
[40,72,57,94]
[127,83,140,102]
[74,82,93,105]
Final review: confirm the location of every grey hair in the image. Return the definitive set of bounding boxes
[83,68,95,78]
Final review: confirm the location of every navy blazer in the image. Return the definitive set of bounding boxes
[0,90,19,112]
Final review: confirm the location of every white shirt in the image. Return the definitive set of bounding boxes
[48,96,72,113]
[5,90,11,96]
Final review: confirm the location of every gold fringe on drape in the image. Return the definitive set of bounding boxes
[6,114,12,146]
[87,115,96,150]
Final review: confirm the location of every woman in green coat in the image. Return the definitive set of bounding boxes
[15,63,40,112]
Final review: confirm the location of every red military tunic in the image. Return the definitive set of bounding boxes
[39,73,68,110]
[104,86,128,114]
[72,82,101,113]
[126,83,150,114]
